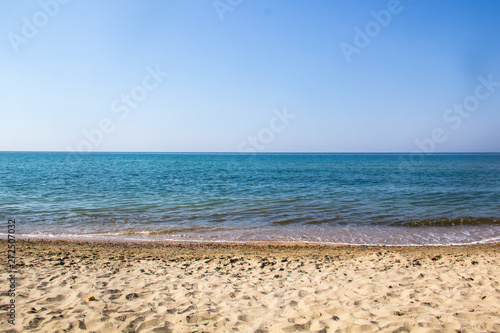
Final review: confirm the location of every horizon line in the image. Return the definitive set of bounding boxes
[1,151,499,154]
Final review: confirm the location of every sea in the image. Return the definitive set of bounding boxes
[1,152,499,246]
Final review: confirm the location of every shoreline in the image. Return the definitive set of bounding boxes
[1,239,499,332]
[4,238,500,259]
[7,237,500,246]
[8,233,500,247]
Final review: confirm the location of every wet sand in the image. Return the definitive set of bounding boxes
[1,240,499,332]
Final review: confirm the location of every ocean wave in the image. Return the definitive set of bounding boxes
[121,226,223,235]
[400,217,500,227]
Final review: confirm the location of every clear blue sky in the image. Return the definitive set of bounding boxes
[1,0,499,152]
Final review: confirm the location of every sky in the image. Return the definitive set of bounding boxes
[0,0,499,152]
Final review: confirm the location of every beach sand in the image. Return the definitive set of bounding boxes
[1,240,499,332]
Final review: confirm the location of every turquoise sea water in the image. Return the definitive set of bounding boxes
[1,152,499,245]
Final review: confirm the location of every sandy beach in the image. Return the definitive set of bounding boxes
[1,240,499,332]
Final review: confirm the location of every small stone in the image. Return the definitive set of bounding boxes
[126,293,139,299]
